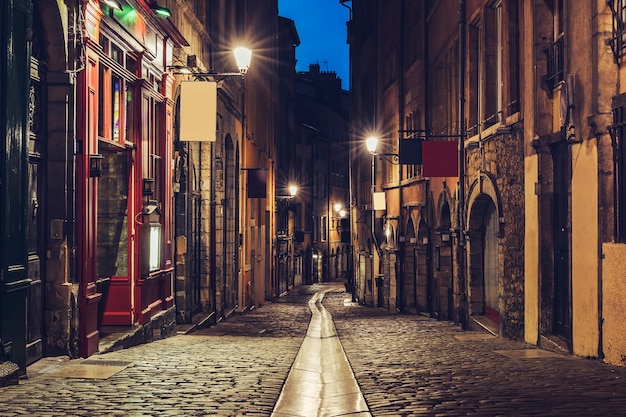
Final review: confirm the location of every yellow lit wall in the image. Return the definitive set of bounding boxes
[570,140,599,357]
[524,154,539,345]
[601,243,626,365]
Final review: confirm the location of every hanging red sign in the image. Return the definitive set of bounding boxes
[422,141,459,177]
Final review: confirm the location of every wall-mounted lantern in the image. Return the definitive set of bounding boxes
[101,0,123,11]
[143,178,154,196]
[89,154,104,177]
[150,2,171,17]
[141,201,161,276]
[289,184,298,197]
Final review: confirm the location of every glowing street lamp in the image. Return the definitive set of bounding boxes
[233,47,252,75]
[366,136,379,154]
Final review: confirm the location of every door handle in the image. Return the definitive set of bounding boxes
[32,198,39,219]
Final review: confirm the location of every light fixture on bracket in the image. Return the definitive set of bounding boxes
[101,0,123,10]
[365,136,400,165]
[167,59,192,74]
[168,47,252,80]
[233,47,252,75]
[150,2,171,18]
[89,154,104,178]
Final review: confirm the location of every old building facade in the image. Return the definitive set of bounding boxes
[0,0,186,368]
[295,64,350,285]
[0,0,288,373]
[172,0,282,327]
[349,0,626,365]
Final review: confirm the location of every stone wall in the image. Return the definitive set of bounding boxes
[466,124,525,339]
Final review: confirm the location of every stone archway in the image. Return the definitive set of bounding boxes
[466,174,502,332]
[33,2,73,360]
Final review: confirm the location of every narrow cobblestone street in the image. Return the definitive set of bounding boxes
[1,283,626,416]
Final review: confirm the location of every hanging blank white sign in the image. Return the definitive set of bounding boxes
[179,81,217,142]
[373,192,386,210]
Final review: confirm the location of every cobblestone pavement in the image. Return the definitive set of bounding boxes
[0,285,320,417]
[2,283,626,417]
[323,291,626,417]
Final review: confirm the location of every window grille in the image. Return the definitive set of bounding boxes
[607,0,626,61]
[544,36,564,93]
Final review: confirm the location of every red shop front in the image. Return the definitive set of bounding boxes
[76,0,185,357]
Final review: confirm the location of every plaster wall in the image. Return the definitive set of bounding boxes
[521,0,539,346]
[601,243,626,366]
[568,0,607,359]
[524,154,539,345]
[570,139,599,357]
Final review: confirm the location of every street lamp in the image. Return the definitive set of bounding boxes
[233,47,252,75]
[289,184,298,198]
[366,136,379,154]
[334,202,347,224]
[288,184,298,290]
[366,136,379,243]
[365,136,379,306]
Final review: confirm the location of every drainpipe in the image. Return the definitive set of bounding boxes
[459,0,468,329]
[210,142,217,317]
[340,0,355,300]
[532,0,542,346]
[423,0,430,316]
[397,0,406,313]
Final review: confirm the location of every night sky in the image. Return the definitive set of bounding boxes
[278,0,351,90]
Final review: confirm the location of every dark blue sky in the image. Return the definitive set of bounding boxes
[278,0,350,90]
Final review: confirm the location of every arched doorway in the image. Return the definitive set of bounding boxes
[438,200,453,320]
[468,194,500,327]
[402,217,416,312]
[224,135,238,310]
[416,219,430,313]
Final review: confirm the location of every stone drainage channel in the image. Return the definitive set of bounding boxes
[271,290,371,417]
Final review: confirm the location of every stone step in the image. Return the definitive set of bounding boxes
[0,361,20,387]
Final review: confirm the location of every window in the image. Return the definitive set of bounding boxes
[405,109,421,179]
[483,3,500,127]
[124,82,134,144]
[313,173,327,198]
[112,74,121,142]
[543,0,565,94]
[321,216,328,242]
[468,20,480,134]
[467,3,502,134]
[544,37,564,94]
[610,94,626,242]
[507,1,520,114]
[97,37,133,145]
[143,94,163,203]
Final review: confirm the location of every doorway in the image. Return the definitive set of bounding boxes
[26,22,47,365]
[468,194,500,326]
[96,149,132,326]
[551,141,571,341]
